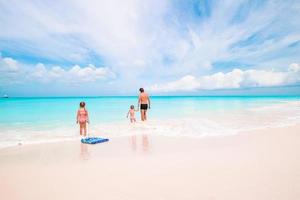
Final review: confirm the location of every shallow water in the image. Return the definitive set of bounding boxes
[0,96,299,148]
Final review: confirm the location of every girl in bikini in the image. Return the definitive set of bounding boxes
[76,102,89,137]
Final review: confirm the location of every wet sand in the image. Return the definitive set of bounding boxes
[0,124,300,200]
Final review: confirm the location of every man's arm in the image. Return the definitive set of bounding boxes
[137,95,141,110]
[148,95,151,109]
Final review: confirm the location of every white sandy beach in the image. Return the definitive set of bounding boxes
[1,124,299,200]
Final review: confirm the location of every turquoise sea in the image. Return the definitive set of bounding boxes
[0,96,299,148]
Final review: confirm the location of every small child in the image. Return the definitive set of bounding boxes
[76,101,89,137]
[127,105,138,123]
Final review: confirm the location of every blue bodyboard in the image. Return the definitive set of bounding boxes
[81,137,109,144]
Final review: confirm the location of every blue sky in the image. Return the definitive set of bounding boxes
[0,0,300,96]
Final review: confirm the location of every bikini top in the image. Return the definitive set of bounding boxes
[78,109,88,118]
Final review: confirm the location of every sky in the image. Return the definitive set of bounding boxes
[0,0,300,96]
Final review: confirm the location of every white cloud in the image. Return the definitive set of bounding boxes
[30,64,115,83]
[289,63,300,72]
[0,56,19,72]
[149,75,201,92]
[0,55,115,85]
[31,63,47,78]
[0,55,23,85]
[68,64,115,82]
[148,64,300,92]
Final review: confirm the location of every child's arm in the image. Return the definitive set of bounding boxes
[126,111,129,118]
[76,110,79,123]
[86,110,90,123]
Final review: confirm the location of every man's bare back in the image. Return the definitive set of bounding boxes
[139,92,149,104]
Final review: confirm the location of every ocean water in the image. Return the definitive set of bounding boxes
[0,96,300,148]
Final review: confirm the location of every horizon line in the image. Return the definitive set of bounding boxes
[2,95,300,98]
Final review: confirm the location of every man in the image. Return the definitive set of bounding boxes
[138,88,151,121]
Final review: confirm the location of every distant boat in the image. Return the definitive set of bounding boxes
[3,94,9,98]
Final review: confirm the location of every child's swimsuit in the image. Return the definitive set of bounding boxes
[78,109,88,123]
[129,109,136,119]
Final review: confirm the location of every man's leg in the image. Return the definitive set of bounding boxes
[142,110,146,121]
[140,110,143,121]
